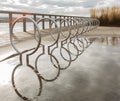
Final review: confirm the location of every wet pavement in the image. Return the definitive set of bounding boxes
[0,37,120,101]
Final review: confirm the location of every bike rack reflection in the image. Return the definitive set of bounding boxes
[10,15,100,100]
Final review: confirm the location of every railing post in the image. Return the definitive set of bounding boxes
[73,17,76,25]
[67,16,69,27]
[23,14,26,32]
[9,12,12,35]
[60,16,61,28]
[42,15,45,29]
[33,15,37,33]
[64,16,66,27]
[49,15,51,29]
[54,16,57,28]
[70,17,72,26]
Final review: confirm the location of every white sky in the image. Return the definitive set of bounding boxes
[0,0,120,16]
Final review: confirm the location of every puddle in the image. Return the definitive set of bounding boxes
[0,36,120,101]
[95,36,120,46]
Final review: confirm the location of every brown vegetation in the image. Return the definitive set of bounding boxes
[90,7,120,26]
[98,37,119,45]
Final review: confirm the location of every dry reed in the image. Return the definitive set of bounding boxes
[90,7,120,26]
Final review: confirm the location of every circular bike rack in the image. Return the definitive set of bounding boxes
[8,15,100,100]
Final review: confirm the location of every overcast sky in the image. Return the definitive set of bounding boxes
[0,0,120,16]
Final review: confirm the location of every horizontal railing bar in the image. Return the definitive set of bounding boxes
[0,10,89,18]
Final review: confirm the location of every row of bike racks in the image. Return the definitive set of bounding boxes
[3,15,100,100]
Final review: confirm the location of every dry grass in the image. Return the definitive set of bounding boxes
[90,7,120,26]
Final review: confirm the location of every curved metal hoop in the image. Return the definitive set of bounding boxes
[50,18,72,70]
[36,17,60,45]
[10,16,43,100]
[10,16,41,53]
[12,62,42,101]
[35,48,61,82]
[34,18,61,82]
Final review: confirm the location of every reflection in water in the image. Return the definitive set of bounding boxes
[96,37,120,46]
[0,35,120,101]
[0,36,119,86]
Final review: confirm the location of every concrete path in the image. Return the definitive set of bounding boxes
[0,28,120,101]
[0,27,120,101]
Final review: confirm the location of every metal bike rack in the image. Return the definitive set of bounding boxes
[0,11,100,101]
